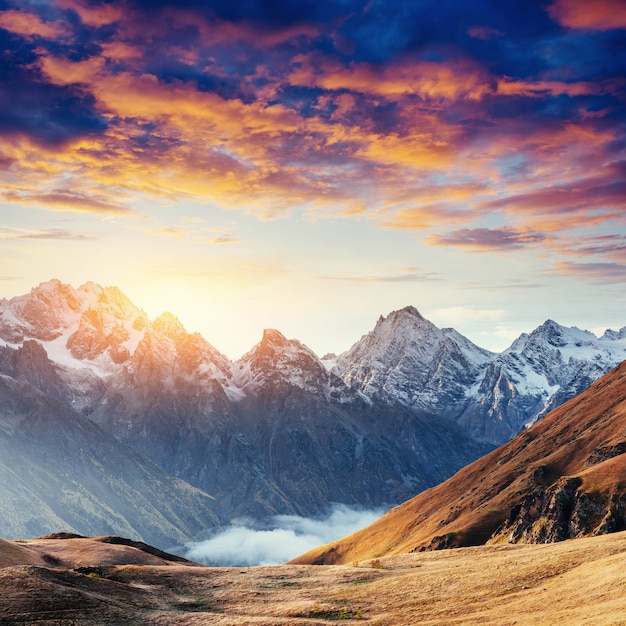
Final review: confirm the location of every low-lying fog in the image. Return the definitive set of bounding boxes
[185,504,385,566]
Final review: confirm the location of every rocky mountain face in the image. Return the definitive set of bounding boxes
[0,279,624,538]
[0,280,490,530]
[334,307,626,444]
[88,324,488,519]
[292,360,626,565]
[336,306,494,417]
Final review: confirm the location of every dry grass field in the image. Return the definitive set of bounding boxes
[1,532,626,624]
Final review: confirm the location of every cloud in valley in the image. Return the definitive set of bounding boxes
[185,504,385,567]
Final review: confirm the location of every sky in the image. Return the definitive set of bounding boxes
[0,0,625,359]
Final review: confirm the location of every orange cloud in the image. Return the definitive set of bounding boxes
[55,0,126,27]
[380,204,468,230]
[0,9,67,40]
[478,176,626,234]
[3,189,131,214]
[290,55,492,102]
[548,0,626,30]
[100,41,145,62]
[38,55,106,85]
[29,52,380,216]
[497,79,602,98]
[1,31,619,244]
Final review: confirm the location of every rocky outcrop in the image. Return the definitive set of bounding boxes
[0,340,67,401]
[490,477,626,544]
[585,442,626,467]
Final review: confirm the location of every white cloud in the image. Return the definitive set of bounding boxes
[185,503,385,567]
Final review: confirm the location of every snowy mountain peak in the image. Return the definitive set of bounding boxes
[2,280,625,451]
[602,327,626,341]
[336,307,493,412]
[152,312,186,338]
[234,330,329,394]
[530,319,570,347]
[379,305,427,328]
[5,280,83,342]
[260,328,289,349]
[394,305,425,320]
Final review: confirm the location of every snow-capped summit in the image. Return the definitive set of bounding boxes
[335,305,493,414]
[0,280,234,416]
[0,279,83,343]
[452,319,626,442]
[233,328,332,395]
[0,280,149,373]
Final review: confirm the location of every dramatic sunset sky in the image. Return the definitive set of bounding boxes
[1,0,625,358]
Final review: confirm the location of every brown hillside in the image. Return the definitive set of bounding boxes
[293,359,626,565]
[0,538,47,568]
[0,534,197,569]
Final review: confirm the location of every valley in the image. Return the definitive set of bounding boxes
[294,359,626,564]
[1,279,626,624]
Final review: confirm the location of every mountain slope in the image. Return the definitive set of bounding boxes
[0,374,223,549]
[292,360,626,564]
[335,306,494,413]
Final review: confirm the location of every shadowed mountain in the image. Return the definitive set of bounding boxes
[0,375,223,549]
[92,326,491,518]
[292,360,626,565]
[0,281,492,522]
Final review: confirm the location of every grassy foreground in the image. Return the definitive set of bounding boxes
[1,532,626,624]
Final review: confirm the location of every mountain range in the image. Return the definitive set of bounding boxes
[0,279,624,548]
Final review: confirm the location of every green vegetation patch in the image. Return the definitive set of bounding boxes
[306,605,363,620]
[349,577,377,585]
